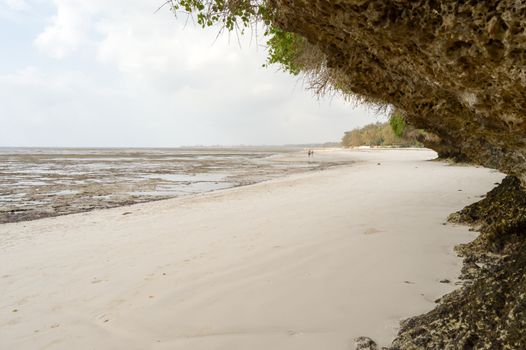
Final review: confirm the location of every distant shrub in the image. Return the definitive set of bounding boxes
[341,118,423,148]
[389,110,406,138]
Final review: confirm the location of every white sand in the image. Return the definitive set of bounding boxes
[0,149,504,350]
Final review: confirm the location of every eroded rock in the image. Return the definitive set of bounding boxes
[354,336,379,350]
[391,177,526,349]
[269,0,526,184]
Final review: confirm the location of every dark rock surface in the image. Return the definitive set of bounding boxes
[391,177,526,349]
[392,244,526,350]
[450,176,526,257]
[354,336,381,350]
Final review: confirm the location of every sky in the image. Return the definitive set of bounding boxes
[0,0,387,147]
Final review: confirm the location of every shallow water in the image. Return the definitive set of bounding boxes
[0,147,349,223]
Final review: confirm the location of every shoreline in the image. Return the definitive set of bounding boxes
[1,148,429,228]
[0,147,359,225]
[0,147,431,226]
[0,149,503,349]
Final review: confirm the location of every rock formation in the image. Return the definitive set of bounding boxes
[391,176,526,349]
[269,0,526,185]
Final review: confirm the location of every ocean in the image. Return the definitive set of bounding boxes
[0,147,347,223]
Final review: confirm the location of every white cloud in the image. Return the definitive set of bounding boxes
[33,0,108,58]
[33,0,159,58]
[5,0,29,11]
[1,0,386,147]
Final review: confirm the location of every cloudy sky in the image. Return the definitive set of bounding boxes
[0,0,386,147]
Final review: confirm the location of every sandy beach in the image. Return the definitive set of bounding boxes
[0,149,504,349]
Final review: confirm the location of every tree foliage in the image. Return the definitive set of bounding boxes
[262,27,304,75]
[341,122,422,148]
[389,110,406,138]
[166,0,302,74]
[168,0,264,30]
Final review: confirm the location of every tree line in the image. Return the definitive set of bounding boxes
[341,113,423,148]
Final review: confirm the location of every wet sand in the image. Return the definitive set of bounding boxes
[0,149,504,349]
[0,147,351,223]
